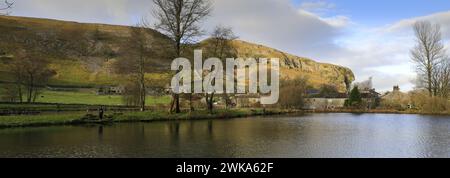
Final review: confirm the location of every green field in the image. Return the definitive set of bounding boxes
[35,90,171,106]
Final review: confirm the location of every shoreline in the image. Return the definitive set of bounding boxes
[1,108,449,129]
[0,109,299,129]
[307,109,450,116]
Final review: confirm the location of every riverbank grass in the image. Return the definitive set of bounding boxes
[0,109,292,128]
[0,113,85,128]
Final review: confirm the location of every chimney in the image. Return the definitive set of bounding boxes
[393,85,400,92]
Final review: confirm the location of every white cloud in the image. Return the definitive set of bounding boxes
[298,1,336,15]
[12,0,151,25]
[297,9,351,28]
[321,15,351,28]
[326,11,450,92]
[206,0,349,58]
[384,11,450,38]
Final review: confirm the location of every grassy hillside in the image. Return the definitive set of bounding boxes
[0,15,173,87]
[0,16,354,92]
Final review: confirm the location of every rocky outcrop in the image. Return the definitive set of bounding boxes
[227,40,355,92]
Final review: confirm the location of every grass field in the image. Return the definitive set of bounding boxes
[35,90,171,106]
[0,88,171,112]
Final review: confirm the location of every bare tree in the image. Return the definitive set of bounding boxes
[206,26,237,59]
[114,24,159,111]
[9,57,25,102]
[9,50,56,103]
[411,21,447,97]
[279,77,309,109]
[0,0,13,15]
[1,84,21,102]
[151,0,212,113]
[203,26,237,112]
[433,59,450,98]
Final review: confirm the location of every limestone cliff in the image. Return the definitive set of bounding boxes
[227,40,355,92]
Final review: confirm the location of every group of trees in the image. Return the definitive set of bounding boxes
[152,0,212,113]
[116,0,238,113]
[411,21,450,98]
[278,77,309,109]
[3,50,56,103]
[114,25,160,111]
[202,26,238,112]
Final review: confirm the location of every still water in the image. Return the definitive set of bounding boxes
[0,113,450,158]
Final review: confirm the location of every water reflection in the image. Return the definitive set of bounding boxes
[98,126,103,136]
[0,113,449,158]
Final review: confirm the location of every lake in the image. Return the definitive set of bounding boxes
[0,113,449,158]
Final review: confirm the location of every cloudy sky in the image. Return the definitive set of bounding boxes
[7,0,450,91]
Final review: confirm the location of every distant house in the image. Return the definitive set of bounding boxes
[96,85,125,95]
[304,98,347,110]
[234,94,261,108]
[381,85,412,109]
[110,86,125,94]
[353,77,381,109]
[306,89,320,96]
[304,90,348,110]
[361,88,381,109]
[147,86,167,96]
[304,77,382,110]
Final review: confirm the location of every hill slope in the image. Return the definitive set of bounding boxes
[0,16,354,91]
[0,15,173,87]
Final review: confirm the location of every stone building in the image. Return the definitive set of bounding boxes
[96,86,125,95]
[304,98,347,110]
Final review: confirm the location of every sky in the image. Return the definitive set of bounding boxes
[6,0,450,92]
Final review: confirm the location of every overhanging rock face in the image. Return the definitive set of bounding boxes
[219,40,355,92]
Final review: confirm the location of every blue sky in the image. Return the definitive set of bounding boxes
[7,0,450,92]
[293,0,450,26]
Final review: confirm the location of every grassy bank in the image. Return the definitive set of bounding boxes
[0,113,86,128]
[0,109,294,129]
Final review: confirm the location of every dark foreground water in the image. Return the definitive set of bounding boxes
[0,113,450,158]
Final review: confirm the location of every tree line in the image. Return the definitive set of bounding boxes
[92,0,237,113]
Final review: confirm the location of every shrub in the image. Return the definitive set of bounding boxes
[278,77,309,109]
[409,90,450,114]
[346,86,362,108]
